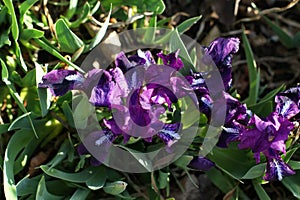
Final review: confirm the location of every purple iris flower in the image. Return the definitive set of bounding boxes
[188,156,215,171]
[157,122,181,147]
[275,86,300,120]
[216,92,250,147]
[38,69,84,96]
[185,72,213,118]
[238,112,294,163]
[263,150,295,181]
[88,70,115,107]
[157,50,184,71]
[115,50,155,71]
[203,37,240,90]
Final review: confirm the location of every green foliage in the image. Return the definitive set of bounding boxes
[0,0,299,199]
[242,26,260,106]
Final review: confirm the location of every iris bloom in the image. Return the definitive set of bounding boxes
[275,86,300,120]
[203,37,240,90]
[38,69,84,96]
[264,149,295,181]
[239,112,294,162]
[217,92,250,147]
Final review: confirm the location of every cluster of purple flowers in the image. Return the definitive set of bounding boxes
[39,37,299,181]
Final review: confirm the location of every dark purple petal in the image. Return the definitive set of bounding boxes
[129,89,152,126]
[88,70,115,107]
[238,113,294,162]
[146,84,178,110]
[203,37,240,90]
[38,69,84,96]
[157,123,181,147]
[204,37,240,67]
[264,154,295,181]
[188,156,215,171]
[275,86,300,119]
[115,50,155,71]
[115,51,136,71]
[77,143,89,155]
[157,50,184,70]
[217,122,242,148]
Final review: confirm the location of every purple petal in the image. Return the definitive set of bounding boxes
[275,86,300,119]
[88,70,114,107]
[157,50,184,71]
[157,123,181,147]
[115,50,155,71]
[238,113,294,161]
[264,155,295,181]
[203,37,240,90]
[217,122,242,148]
[38,69,84,96]
[77,143,89,155]
[188,156,215,171]
[204,37,240,67]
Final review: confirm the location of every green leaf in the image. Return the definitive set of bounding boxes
[284,146,300,162]
[103,181,128,195]
[73,94,95,129]
[177,16,202,34]
[288,161,300,170]
[36,176,64,200]
[208,147,256,180]
[67,2,90,28]
[70,189,90,200]
[0,155,3,171]
[242,163,266,179]
[293,32,300,47]
[143,0,165,14]
[55,19,84,53]
[0,29,11,47]
[15,42,28,71]
[3,0,19,41]
[263,16,293,48]
[34,38,85,73]
[40,165,98,183]
[1,59,37,136]
[0,124,10,135]
[86,166,107,190]
[47,140,71,169]
[102,0,165,14]
[282,171,300,199]
[65,0,78,19]
[249,84,285,117]
[174,155,193,169]
[181,97,201,129]
[8,112,32,131]
[242,26,260,106]
[252,180,271,200]
[88,5,112,51]
[3,130,34,200]
[158,171,169,189]
[36,64,51,117]
[206,168,235,193]
[20,28,44,41]
[17,175,42,196]
[61,101,75,127]
[143,15,157,43]
[21,69,36,87]
[19,0,39,24]
[169,29,195,75]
